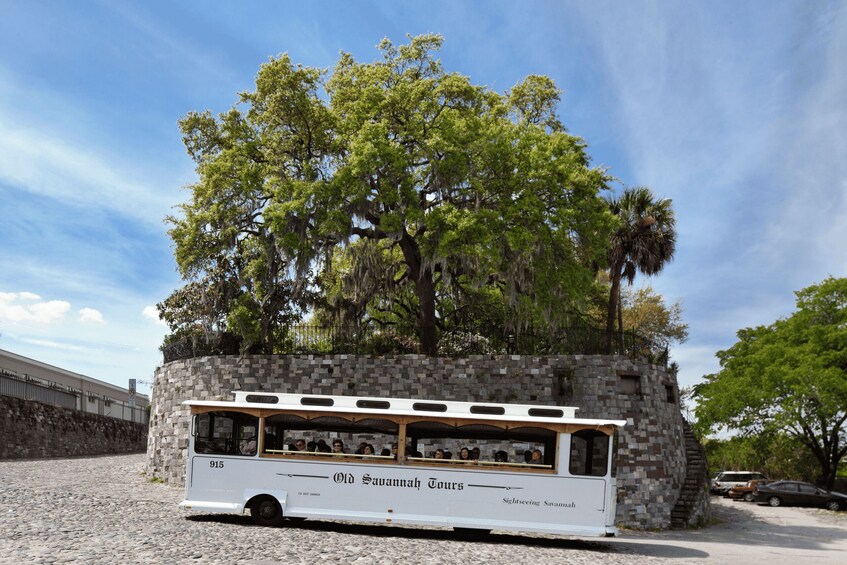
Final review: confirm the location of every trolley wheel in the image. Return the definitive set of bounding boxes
[768,496,782,507]
[250,496,284,527]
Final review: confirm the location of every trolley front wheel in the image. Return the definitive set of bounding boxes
[250,496,284,527]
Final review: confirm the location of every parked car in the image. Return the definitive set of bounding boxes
[754,480,847,511]
[728,479,772,502]
[712,471,768,494]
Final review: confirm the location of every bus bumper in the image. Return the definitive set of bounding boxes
[179,500,244,514]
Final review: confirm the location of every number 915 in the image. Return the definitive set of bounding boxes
[209,460,224,469]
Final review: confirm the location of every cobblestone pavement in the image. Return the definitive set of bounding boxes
[1,454,845,564]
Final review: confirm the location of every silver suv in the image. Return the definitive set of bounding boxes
[712,471,767,494]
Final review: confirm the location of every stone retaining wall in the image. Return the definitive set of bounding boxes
[0,394,148,459]
[146,354,694,529]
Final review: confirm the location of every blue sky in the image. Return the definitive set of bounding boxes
[1,1,846,396]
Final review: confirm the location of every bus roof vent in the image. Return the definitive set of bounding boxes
[527,408,564,418]
[356,400,391,409]
[412,402,448,412]
[301,397,334,407]
[469,405,505,415]
[245,394,279,404]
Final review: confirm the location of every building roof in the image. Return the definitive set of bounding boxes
[0,347,149,402]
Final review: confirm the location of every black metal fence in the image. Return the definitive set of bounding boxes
[163,325,665,364]
[0,372,77,410]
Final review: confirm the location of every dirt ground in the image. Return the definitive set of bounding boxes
[607,494,847,564]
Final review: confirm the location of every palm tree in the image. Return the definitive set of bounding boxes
[605,187,676,354]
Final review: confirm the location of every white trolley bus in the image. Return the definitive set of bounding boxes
[180,392,625,537]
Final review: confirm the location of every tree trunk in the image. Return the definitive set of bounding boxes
[617,283,624,346]
[399,233,438,355]
[801,427,839,491]
[415,268,438,355]
[606,268,621,354]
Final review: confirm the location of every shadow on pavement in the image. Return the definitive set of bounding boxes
[187,514,623,553]
[185,496,845,560]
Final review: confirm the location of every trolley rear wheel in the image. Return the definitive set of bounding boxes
[250,496,284,527]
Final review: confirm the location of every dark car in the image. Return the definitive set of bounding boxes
[728,479,772,502]
[754,480,847,511]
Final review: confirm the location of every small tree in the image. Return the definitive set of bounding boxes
[587,278,688,359]
[694,277,847,489]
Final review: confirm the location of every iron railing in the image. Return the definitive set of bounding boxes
[0,372,76,410]
[163,324,666,363]
[0,371,149,424]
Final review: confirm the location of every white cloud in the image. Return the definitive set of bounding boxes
[142,305,166,326]
[18,337,86,352]
[79,307,106,324]
[0,123,173,226]
[0,292,70,324]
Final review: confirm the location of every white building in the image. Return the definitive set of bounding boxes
[0,348,148,423]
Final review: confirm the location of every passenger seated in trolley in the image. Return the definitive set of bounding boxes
[434,448,445,459]
[240,436,257,455]
[530,449,544,465]
[494,450,508,463]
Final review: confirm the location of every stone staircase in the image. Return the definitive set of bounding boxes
[671,419,710,528]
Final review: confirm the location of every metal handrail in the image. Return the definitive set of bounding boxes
[162,324,665,363]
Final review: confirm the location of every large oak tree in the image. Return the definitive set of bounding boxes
[166,34,617,354]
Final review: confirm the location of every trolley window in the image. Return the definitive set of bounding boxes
[193,411,258,456]
[263,413,399,459]
[569,429,611,476]
[405,421,556,469]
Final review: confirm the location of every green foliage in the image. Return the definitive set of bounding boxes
[361,332,420,355]
[587,279,688,358]
[704,434,820,482]
[165,34,622,355]
[695,276,847,489]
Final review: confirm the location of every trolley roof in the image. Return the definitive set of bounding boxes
[183,392,626,427]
